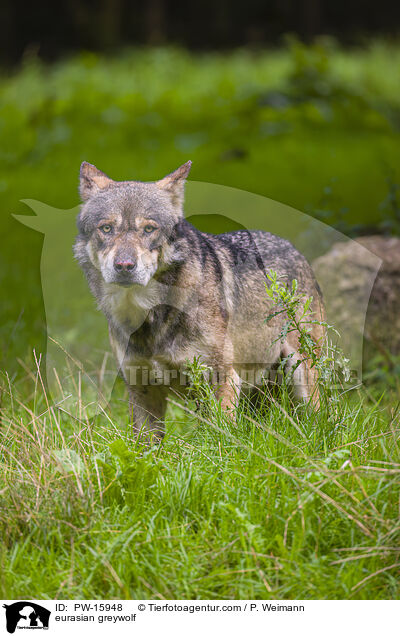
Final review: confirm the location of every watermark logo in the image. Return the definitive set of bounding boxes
[2,602,51,633]
[14,181,381,411]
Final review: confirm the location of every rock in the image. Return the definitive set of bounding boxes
[312,236,400,372]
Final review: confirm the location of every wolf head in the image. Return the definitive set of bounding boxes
[74,161,192,287]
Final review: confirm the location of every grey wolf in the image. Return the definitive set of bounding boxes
[74,161,325,438]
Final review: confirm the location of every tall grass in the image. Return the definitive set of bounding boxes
[0,352,399,599]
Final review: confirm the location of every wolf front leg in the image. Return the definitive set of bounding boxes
[281,342,320,408]
[215,368,242,415]
[128,385,168,441]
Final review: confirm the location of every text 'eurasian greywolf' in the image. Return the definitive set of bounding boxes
[74,161,325,438]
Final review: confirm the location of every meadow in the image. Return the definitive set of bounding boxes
[0,40,399,599]
[0,359,399,599]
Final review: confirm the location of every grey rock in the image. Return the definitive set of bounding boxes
[312,236,400,371]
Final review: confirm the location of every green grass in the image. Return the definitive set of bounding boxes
[0,358,399,600]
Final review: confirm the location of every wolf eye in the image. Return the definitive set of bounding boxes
[144,225,156,234]
[100,224,112,234]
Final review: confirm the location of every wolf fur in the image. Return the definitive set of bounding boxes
[74,161,325,438]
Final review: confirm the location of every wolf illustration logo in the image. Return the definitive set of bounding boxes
[3,602,50,633]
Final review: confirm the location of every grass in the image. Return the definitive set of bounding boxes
[0,355,399,600]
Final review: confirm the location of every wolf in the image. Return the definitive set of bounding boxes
[74,161,325,438]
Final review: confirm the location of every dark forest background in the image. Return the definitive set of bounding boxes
[1,0,400,64]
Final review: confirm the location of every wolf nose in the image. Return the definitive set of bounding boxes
[114,259,136,273]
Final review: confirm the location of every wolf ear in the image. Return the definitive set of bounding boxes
[157,161,192,209]
[79,162,114,201]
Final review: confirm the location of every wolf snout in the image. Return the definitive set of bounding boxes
[114,258,136,273]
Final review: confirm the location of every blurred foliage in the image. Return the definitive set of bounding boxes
[1,40,400,369]
[364,350,400,395]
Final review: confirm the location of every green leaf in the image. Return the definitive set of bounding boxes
[53,449,84,475]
